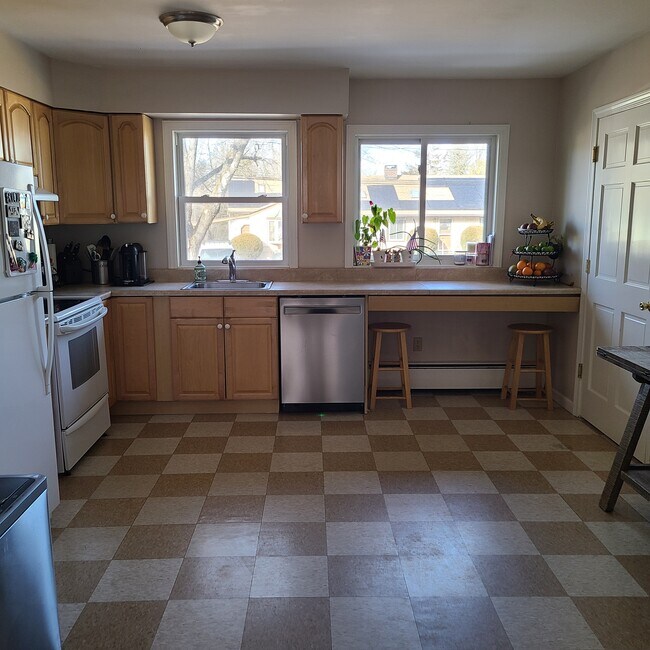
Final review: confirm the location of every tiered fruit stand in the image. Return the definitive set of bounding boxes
[507,227,562,284]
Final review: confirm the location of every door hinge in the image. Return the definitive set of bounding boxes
[592,145,599,163]
[578,363,583,379]
[585,259,591,275]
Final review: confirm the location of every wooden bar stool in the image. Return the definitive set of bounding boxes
[501,323,553,410]
[369,322,412,409]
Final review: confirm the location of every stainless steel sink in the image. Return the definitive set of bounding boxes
[182,280,272,290]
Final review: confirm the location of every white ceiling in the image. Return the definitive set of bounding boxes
[4,0,650,77]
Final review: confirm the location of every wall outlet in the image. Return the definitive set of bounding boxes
[413,337,423,352]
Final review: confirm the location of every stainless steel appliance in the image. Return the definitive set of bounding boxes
[51,296,110,472]
[0,161,60,510]
[115,242,151,286]
[0,474,60,649]
[280,297,365,410]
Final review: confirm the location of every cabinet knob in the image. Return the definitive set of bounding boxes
[141,212,147,220]
[224,323,231,330]
[302,213,309,221]
[217,323,223,329]
[110,213,116,221]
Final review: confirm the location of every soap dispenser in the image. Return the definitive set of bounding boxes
[194,257,207,283]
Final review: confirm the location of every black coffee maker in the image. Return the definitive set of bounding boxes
[115,243,152,286]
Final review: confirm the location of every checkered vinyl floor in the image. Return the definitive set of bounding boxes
[51,392,650,649]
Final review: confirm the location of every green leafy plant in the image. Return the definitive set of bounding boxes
[354,202,397,249]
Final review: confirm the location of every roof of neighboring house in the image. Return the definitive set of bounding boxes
[365,177,485,212]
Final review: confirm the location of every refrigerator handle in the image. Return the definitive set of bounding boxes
[29,185,55,394]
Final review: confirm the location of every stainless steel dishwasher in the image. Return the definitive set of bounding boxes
[280,297,365,410]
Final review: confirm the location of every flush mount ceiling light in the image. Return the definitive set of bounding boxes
[159,10,223,47]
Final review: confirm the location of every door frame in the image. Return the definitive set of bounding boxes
[575,88,650,417]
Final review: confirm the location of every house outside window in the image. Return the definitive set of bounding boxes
[345,125,509,266]
[163,120,297,268]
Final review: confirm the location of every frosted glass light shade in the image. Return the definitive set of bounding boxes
[160,11,223,47]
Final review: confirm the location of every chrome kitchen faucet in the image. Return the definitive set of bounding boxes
[222,250,237,281]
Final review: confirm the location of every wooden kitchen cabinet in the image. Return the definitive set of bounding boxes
[4,91,36,170]
[33,102,59,224]
[112,297,157,401]
[301,114,343,223]
[53,110,114,224]
[102,300,117,407]
[110,114,157,223]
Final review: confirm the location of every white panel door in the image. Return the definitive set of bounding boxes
[581,102,650,462]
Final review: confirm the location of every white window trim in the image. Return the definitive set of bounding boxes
[344,124,510,268]
[162,119,298,269]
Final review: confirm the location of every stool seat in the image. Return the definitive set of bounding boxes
[368,323,412,409]
[370,322,411,333]
[501,323,553,410]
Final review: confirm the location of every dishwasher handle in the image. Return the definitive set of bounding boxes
[283,306,362,315]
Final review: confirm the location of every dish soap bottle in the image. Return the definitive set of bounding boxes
[194,257,207,283]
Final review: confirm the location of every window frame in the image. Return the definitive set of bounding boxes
[345,124,510,267]
[163,120,298,269]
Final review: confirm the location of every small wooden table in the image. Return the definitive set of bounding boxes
[597,346,650,512]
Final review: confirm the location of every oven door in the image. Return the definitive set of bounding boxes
[54,308,109,430]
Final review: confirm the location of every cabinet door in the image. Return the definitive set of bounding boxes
[171,319,225,400]
[225,318,278,400]
[110,114,157,223]
[33,103,59,225]
[112,298,157,401]
[0,91,8,162]
[4,91,35,169]
[53,110,114,224]
[301,115,343,223]
[103,300,116,407]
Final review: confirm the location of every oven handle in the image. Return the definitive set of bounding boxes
[57,306,108,334]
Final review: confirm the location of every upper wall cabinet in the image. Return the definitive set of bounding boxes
[301,115,344,223]
[4,91,36,170]
[110,115,157,223]
[33,103,59,225]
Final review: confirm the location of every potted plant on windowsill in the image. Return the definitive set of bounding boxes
[353,202,396,266]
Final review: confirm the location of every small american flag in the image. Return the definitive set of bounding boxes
[379,229,386,245]
[406,233,418,251]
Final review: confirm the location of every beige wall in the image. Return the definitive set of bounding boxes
[0,31,53,104]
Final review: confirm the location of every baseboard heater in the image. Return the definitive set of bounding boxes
[377,362,537,391]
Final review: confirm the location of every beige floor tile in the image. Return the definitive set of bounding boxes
[508,434,567,451]
[444,407,489,420]
[586,522,650,555]
[57,603,85,644]
[251,556,329,597]
[484,407,534,420]
[53,527,129,561]
[623,494,650,521]
[186,523,260,556]
[472,555,565,596]
[574,451,617,471]
[170,557,254,599]
[149,414,193,423]
[384,494,452,522]
[416,434,470,452]
[276,420,322,436]
[365,421,413,436]
[124,437,180,456]
[373,451,429,471]
[324,471,382,494]
[328,556,408,597]
[539,419,595,435]
[444,494,516,521]
[224,436,275,453]
[433,471,498,494]
[503,494,581,522]
[474,451,536,471]
[199,495,265,523]
[408,420,458,435]
[55,561,109,603]
[423,451,483,471]
[541,470,605,494]
[270,452,323,472]
[134,496,206,525]
[216,452,272,472]
[391,521,467,557]
[236,413,279,421]
[462,435,519,451]
[87,438,132,457]
[163,453,221,474]
[114,524,195,559]
[50,499,86,528]
[326,522,398,555]
[457,521,539,555]
[263,495,325,522]
[400,555,487,597]
[322,435,371,452]
[403,407,449,420]
[90,475,158,499]
[70,455,120,476]
[139,423,190,438]
[209,472,269,495]
[436,394,481,407]
[273,435,323,452]
[184,421,233,437]
[256,522,327,556]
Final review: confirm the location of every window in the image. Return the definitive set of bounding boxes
[346,125,509,266]
[163,121,297,268]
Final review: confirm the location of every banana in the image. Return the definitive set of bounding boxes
[530,213,555,230]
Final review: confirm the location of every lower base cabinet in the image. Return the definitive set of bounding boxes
[102,300,116,407]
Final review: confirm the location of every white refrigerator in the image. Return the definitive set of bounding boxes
[0,161,60,511]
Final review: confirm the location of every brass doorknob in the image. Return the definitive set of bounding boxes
[641,302,650,311]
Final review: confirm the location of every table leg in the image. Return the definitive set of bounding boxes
[599,381,650,512]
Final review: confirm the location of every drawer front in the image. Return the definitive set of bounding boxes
[169,297,223,318]
[224,297,277,318]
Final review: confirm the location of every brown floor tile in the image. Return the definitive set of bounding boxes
[561,494,645,522]
[462,435,519,451]
[278,412,323,421]
[114,524,195,559]
[192,413,237,422]
[526,406,575,420]
[423,452,482,471]
[199,495,266,523]
[68,498,145,527]
[174,437,227,454]
[444,494,516,521]
[150,473,212,497]
[369,435,420,452]
[594,471,636,494]
[408,420,457,435]
[170,557,255,599]
[86,438,133,457]
[325,494,389,521]
[521,522,610,555]
[524,451,589,471]
[494,420,549,435]
[217,453,272,473]
[64,602,166,649]
[139,422,190,438]
[412,393,440,407]
[55,561,109,603]
[109,414,152,423]
[241,598,331,650]
[472,555,566,596]
[230,421,277,436]
[411,596,512,650]
[486,471,555,494]
[378,471,440,494]
[256,522,327,556]
[323,452,377,471]
[273,436,322,452]
[321,421,367,436]
[51,528,64,541]
[327,555,408,596]
[615,556,650,593]
[444,407,489,420]
[574,597,650,650]
[364,408,407,421]
[109,455,171,475]
[266,472,324,495]
[373,451,429,472]
[58,476,104,500]
[555,434,617,452]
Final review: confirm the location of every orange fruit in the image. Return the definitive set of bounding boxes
[522,266,533,276]
[533,269,542,276]
[534,262,546,271]
[516,260,527,271]
[516,269,523,275]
